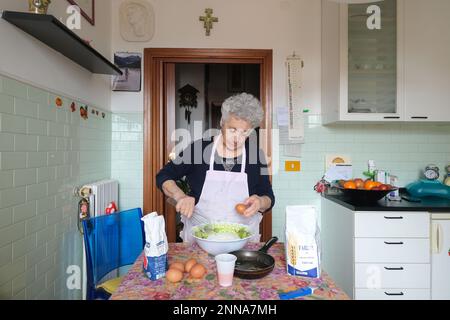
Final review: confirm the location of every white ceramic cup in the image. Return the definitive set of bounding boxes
[215,253,237,287]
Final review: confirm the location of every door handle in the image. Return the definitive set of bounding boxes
[384,241,404,245]
[384,267,404,271]
[384,216,403,220]
[384,291,404,296]
[432,222,442,254]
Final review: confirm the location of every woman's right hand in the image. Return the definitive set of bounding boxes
[175,195,195,218]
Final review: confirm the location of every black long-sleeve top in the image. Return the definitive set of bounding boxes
[156,138,275,213]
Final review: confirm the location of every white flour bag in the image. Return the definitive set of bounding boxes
[142,212,169,280]
[285,205,321,278]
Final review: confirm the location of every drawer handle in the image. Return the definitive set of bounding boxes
[384,292,404,296]
[411,116,428,119]
[384,241,404,245]
[384,216,403,220]
[384,267,404,271]
[383,116,400,119]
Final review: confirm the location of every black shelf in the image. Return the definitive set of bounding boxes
[1,11,122,76]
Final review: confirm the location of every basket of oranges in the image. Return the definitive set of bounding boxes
[334,178,397,204]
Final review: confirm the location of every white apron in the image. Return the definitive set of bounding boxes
[181,135,263,243]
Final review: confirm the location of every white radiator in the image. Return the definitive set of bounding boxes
[87,179,119,217]
[81,179,119,300]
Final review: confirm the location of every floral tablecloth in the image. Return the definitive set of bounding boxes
[110,242,350,300]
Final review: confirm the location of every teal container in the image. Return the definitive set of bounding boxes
[405,180,450,200]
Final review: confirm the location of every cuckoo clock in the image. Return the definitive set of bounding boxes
[178,84,199,124]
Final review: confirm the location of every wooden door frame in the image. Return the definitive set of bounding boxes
[143,48,273,242]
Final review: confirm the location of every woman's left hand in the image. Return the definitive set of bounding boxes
[242,195,263,217]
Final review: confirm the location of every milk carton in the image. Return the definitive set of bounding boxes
[141,212,169,280]
[285,206,321,278]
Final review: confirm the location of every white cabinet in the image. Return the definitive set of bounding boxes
[404,0,450,122]
[321,0,450,123]
[322,0,404,123]
[321,198,431,300]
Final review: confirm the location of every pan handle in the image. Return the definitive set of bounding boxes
[258,237,278,253]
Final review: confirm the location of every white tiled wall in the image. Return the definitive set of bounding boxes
[111,114,143,211]
[271,115,450,240]
[0,75,111,299]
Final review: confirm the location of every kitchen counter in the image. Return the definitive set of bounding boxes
[323,189,450,212]
[110,242,349,300]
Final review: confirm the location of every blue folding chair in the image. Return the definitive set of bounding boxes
[82,208,145,300]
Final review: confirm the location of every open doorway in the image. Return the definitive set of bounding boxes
[143,48,273,243]
[173,63,261,241]
[174,63,260,151]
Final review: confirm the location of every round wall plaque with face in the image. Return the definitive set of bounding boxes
[120,0,155,42]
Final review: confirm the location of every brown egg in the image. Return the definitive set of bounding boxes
[185,258,197,273]
[170,262,185,273]
[235,204,248,215]
[166,268,183,283]
[190,263,206,279]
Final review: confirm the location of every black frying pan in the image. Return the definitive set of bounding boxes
[230,237,278,279]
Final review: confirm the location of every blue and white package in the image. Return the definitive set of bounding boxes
[142,212,168,280]
[285,206,321,278]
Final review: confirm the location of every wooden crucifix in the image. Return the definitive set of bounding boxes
[199,8,218,36]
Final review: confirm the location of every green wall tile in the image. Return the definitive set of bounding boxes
[0,222,25,248]
[0,152,27,170]
[0,94,14,114]
[2,78,28,99]
[13,201,36,223]
[14,98,38,118]
[26,119,47,136]
[37,136,57,152]
[26,183,47,201]
[0,113,26,134]
[0,171,14,190]
[26,152,47,168]
[27,87,49,105]
[14,168,37,187]
[37,105,57,122]
[14,134,38,152]
[0,244,12,268]
[0,133,14,151]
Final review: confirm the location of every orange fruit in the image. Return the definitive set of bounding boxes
[354,178,364,189]
[364,180,377,190]
[343,181,357,189]
[373,182,382,187]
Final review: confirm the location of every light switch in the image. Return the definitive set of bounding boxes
[285,161,301,172]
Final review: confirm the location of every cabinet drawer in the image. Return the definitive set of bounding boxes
[354,212,429,238]
[355,238,430,263]
[355,263,430,289]
[355,289,430,300]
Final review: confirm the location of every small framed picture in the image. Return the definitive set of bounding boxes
[67,0,95,26]
[112,52,142,92]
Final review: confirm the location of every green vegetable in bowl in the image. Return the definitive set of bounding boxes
[193,223,251,240]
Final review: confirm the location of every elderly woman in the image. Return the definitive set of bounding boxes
[156,93,275,242]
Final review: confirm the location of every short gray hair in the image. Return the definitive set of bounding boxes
[221,93,264,128]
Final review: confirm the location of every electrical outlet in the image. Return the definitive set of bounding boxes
[285,161,301,172]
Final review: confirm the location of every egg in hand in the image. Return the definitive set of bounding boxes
[235,203,248,215]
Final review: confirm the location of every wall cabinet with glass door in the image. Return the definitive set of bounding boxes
[322,0,404,123]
